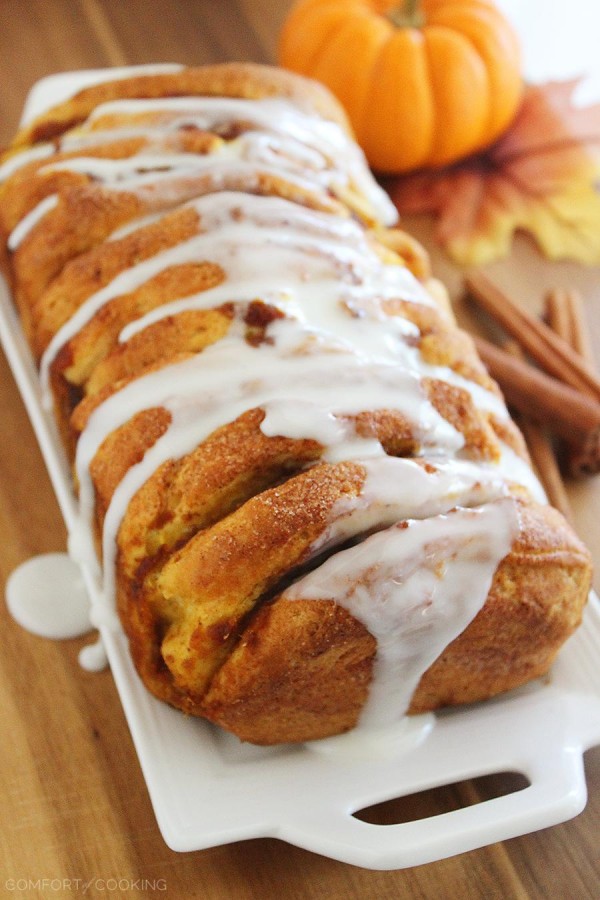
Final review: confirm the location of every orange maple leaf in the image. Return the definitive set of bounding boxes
[387,80,600,266]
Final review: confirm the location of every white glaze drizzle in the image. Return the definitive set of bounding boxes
[56,190,531,668]
[39,191,432,394]
[39,202,505,442]
[285,499,518,729]
[5,75,546,730]
[35,187,505,451]
[42,148,329,205]
[67,95,396,223]
[72,315,466,600]
[19,63,185,127]
[1,63,185,181]
[1,94,395,248]
[41,130,369,203]
[7,193,58,250]
[0,143,54,181]
[309,456,512,554]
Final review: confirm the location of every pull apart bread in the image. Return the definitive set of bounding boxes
[0,63,592,745]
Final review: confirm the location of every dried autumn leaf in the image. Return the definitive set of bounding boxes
[387,80,600,266]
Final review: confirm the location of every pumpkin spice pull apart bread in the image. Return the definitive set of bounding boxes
[0,63,591,745]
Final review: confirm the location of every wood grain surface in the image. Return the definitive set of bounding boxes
[0,2,598,898]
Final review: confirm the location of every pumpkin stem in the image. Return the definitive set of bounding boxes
[387,0,425,28]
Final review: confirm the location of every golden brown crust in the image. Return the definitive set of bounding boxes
[201,501,591,744]
[202,599,374,743]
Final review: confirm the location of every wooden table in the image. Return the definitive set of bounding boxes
[0,3,598,897]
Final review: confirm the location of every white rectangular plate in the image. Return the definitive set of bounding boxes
[1,68,600,870]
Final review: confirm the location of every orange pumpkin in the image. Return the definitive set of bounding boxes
[279,0,523,173]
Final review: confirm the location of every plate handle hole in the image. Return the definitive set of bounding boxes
[352,771,530,826]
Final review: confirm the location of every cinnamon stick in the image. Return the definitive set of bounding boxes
[546,288,596,370]
[503,340,573,522]
[546,288,598,476]
[473,335,600,474]
[466,272,600,400]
